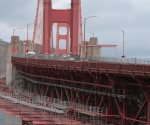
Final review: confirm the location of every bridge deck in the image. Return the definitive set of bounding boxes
[10,56,150,125]
[12,56,150,77]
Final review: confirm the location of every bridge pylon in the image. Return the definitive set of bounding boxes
[43,0,81,54]
[56,23,70,56]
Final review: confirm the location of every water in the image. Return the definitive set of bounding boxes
[0,111,4,125]
[0,110,22,125]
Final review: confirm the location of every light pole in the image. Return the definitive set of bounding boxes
[86,32,95,38]
[12,27,24,53]
[120,29,125,58]
[27,22,35,41]
[27,22,35,52]
[13,27,24,36]
[23,42,27,53]
[83,16,98,59]
[84,16,98,42]
[115,28,125,58]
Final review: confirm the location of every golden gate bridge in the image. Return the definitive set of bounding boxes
[0,0,150,125]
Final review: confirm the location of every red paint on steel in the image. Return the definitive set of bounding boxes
[43,0,81,54]
[11,56,150,124]
[12,57,150,77]
[0,80,5,84]
[56,23,70,56]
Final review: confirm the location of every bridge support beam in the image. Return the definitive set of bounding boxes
[56,23,70,56]
[12,56,150,125]
[43,0,81,54]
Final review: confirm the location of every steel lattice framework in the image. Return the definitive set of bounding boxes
[11,56,150,125]
[6,0,150,125]
[33,0,82,54]
[56,23,70,56]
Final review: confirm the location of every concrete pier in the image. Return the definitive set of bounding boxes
[6,44,13,85]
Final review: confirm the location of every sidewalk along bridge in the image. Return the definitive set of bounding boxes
[11,55,150,125]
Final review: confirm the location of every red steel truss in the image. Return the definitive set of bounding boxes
[8,0,150,124]
[0,85,85,125]
[43,0,81,54]
[56,23,70,56]
[11,56,150,125]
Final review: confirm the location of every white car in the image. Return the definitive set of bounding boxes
[63,54,67,58]
[69,57,74,61]
[27,51,35,55]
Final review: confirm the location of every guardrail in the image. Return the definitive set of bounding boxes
[12,54,150,76]
[12,53,150,65]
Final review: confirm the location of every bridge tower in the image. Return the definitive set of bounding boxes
[43,0,81,54]
[56,23,70,56]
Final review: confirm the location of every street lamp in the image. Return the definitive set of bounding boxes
[13,27,24,36]
[84,16,98,42]
[83,16,98,59]
[27,22,35,41]
[26,22,35,52]
[86,32,95,38]
[122,30,125,58]
[23,41,27,53]
[114,28,125,58]
[12,27,24,53]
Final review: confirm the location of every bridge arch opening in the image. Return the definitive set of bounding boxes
[52,0,71,9]
[59,39,67,49]
[59,27,67,35]
[52,23,57,51]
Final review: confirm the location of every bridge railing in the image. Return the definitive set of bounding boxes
[11,55,150,75]
[87,56,150,65]
[12,53,150,65]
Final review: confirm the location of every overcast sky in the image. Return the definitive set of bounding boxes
[0,0,150,58]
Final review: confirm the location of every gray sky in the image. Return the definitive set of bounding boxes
[0,0,150,58]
